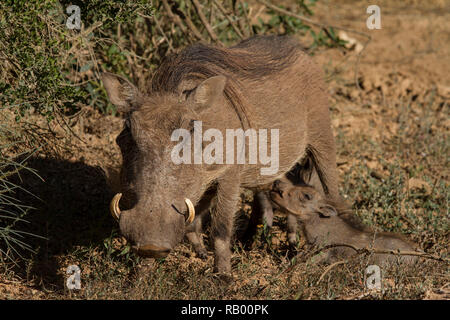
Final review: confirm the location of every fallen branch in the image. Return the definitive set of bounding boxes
[316,259,348,284]
[310,243,449,263]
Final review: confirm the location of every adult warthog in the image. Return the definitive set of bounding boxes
[103,35,342,274]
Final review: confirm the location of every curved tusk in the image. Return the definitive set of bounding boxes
[184,198,195,224]
[110,193,122,221]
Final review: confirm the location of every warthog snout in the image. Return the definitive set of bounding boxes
[109,194,195,258]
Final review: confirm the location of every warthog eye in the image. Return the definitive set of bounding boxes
[302,192,313,201]
[182,88,195,99]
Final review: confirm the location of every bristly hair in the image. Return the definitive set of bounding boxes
[150,35,303,129]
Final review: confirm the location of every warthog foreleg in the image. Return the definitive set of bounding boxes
[185,215,209,259]
[211,171,241,274]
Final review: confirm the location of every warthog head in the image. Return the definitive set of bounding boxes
[103,72,229,258]
[270,179,337,222]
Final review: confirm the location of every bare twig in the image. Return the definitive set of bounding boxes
[209,2,215,26]
[213,0,244,39]
[310,243,449,263]
[185,14,206,41]
[233,0,248,38]
[238,0,253,36]
[54,109,86,144]
[256,242,448,296]
[316,260,348,284]
[146,14,175,52]
[161,0,205,41]
[192,0,220,43]
[182,0,206,41]
[161,0,188,34]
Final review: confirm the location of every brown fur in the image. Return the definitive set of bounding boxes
[270,180,419,265]
[151,35,302,129]
[102,35,344,273]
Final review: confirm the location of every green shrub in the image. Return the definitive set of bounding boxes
[0,0,339,120]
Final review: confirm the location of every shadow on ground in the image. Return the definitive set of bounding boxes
[3,156,116,290]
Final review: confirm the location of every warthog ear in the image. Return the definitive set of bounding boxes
[192,75,227,112]
[318,205,338,218]
[102,72,139,112]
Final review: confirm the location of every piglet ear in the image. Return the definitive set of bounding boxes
[192,76,227,113]
[318,205,338,218]
[102,72,139,112]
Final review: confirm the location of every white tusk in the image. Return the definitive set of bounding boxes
[184,198,195,224]
[110,193,122,221]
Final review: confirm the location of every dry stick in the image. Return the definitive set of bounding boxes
[184,0,206,41]
[54,109,86,144]
[266,241,448,286]
[256,0,372,91]
[272,242,450,292]
[96,37,148,61]
[316,259,348,285]
[161,0,187,34]
[213,0,244,39]
[209,2,215,25]
[309,243,449,263]
[162,0,204,41]
[185,14,206,41]
[233,0,248,38]
[75,21,103,79]
[149,14,175,52]
[238,0,253,36]
[192,0,220,43]
[315,244,450,285]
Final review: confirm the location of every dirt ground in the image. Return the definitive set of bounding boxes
[0,0,448,299]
